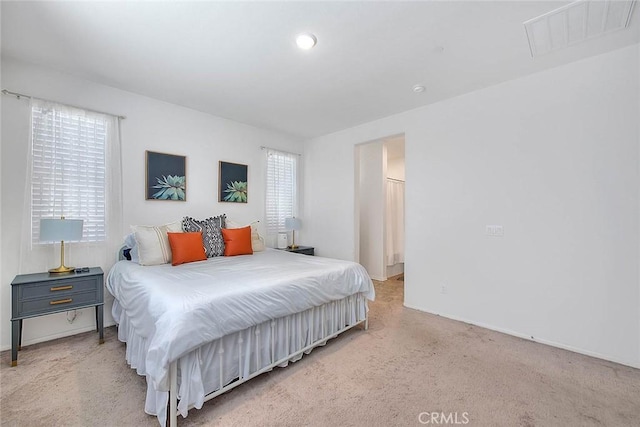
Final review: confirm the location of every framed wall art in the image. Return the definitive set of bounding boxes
[219,161,248,203]
[146,151,186,201]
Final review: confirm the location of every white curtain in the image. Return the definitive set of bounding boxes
[19,98,123,275]
[265,148,298,247]
[386,179,405,266]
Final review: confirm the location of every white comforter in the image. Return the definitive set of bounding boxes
[106,249,374,391]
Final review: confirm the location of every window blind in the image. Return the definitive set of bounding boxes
[31,104,108,243]
[265,149,298,235]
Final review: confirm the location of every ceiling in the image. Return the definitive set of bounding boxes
[2,1,639,139]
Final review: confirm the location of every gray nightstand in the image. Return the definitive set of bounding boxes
[10,267,104,366]
[278,246,315,256]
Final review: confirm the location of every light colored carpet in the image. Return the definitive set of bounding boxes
[2,279,640,426]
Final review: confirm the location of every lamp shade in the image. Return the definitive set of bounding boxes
[284,217,302,231]
[40,218,83,242]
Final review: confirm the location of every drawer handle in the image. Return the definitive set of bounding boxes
[50,298,73,305]
[50,285,73,292]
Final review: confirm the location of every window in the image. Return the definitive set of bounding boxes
[31,101,108,243]
[265,149,298,236]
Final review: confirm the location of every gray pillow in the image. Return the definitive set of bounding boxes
[182,215,226,257]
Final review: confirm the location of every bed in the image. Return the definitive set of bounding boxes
[106,248,375,426]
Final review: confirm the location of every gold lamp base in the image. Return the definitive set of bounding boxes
[49,240,74,274]
[49,265,75,275]
[49,265,76,274]
[288,229,299,250]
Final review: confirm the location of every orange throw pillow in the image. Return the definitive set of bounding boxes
[221,226,253,256]
[167,232,207,266]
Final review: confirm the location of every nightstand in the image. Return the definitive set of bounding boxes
[278,246,315,256]
[10,267,104,366]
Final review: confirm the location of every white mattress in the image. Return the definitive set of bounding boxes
[106,249,375,393]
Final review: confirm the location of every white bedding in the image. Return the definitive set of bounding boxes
[106,249,375,393]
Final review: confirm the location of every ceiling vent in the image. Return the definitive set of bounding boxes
[524,0,636,57]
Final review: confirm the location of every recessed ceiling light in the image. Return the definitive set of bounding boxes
[412,85,426,93]
[296,33,317,50]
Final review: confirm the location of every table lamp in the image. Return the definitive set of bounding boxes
[284,217,302,249]
[40,217,83,274]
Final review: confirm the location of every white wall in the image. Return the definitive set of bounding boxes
[0,59,301,350]
[387,157,405,181]
[304,44,640,368]
[386,136,405,181]
[0,5,3,343]
[357,141,386,280]
[385,139,405,278]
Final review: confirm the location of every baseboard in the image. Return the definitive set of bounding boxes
[0,320,116,352]
[386,263,404,278]
[403,303,640,370]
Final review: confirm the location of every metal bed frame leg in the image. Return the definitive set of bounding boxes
[169,360,178,427]
[364,296,369,330]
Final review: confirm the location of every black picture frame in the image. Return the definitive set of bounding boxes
[145,151,186,201]
[219,161,248,203]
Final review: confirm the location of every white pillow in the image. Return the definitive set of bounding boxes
[131,220,183,265]
[226,219,265,252]
[251,232,266,252]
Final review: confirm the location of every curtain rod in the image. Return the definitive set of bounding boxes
[387,177,405,183]
[2,89,127,120]
[260,146,301,156]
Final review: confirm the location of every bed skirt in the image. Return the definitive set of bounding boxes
[113,292,369,426]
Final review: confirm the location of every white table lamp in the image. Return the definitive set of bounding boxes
[284,217,302,249]
[40,217,83,274]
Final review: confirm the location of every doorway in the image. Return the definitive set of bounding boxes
[354,135,405,282]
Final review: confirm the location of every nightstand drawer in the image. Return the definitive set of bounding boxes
[19,291,100,317]
[10,267,105,366]
[20,277,99,300]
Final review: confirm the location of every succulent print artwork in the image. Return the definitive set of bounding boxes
[146,151,186,201]
[219,161,248,203]
[223,181,247,202]
[152,175,186,200]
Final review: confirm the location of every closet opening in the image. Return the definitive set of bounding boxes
[354,134,405,283]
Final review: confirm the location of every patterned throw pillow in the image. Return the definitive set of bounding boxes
[182,215,226,257]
